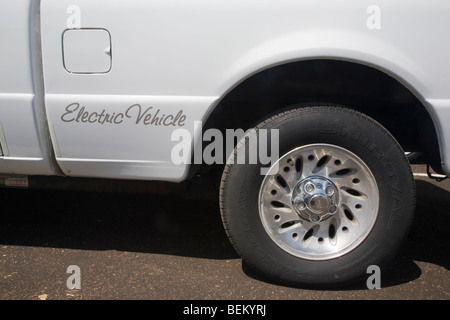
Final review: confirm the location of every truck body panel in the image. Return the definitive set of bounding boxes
[1,0,450,179]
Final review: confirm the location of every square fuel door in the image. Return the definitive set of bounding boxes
[62,28,112,74]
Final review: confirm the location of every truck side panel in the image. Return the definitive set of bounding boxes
[39,0,450,180]
[0,0,58,176]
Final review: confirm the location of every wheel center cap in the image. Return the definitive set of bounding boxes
[309,194,329,212]
[292,176,339,223]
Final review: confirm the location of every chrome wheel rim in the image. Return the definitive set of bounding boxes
[258,144,379,260]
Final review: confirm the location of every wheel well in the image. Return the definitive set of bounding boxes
[200,59,442,175]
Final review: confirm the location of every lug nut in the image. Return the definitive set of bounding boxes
[296,201,306,210]
[326,186,334,196]
[305,183,315,193]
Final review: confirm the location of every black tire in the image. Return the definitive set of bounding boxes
[219,106,415,287]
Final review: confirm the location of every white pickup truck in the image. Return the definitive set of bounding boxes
[1,0,449,287]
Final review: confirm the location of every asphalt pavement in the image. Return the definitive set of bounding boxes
[0,165,448,301]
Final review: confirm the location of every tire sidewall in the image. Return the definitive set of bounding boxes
[221,107,415,287]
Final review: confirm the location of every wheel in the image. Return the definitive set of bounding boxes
[219,106,415,287]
